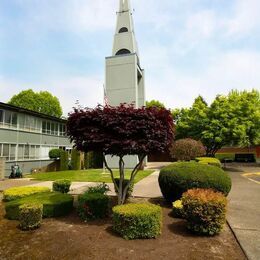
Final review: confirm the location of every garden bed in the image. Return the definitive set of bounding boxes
[0,198,246,260]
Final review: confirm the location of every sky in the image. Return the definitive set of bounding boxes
[0,0,259,116]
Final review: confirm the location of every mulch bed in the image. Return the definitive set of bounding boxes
[0,196,246,260]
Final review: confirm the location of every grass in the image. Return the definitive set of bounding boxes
[26,169,154,183]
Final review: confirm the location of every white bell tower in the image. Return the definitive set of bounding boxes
[105,0,146,168]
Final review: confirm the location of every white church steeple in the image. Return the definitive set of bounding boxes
[112,0,139,59]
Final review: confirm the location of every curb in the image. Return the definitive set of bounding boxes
[226,220,249,260]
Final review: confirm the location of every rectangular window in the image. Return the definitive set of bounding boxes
[24,145,29,159]
[12,113,18,126]
[0,110,3,123]
[4,111,12,125]
[3,144,9,159]
[18,145,24,160]
[10,144,16,160]
[19,114,25,129]
[30,145,36,159]
[35,146,40,159]
[47,122,51,134]
[55,123,59,136]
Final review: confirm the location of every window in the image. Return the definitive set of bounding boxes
[12,113,17,126]
[115,49,131,55]
[30,145,36,159]
[24,145,29,159]
[10,144,16,160]
[0,110,3,123]
[119,27,128,33]
[4,111,12,125]
[3,144,9,158]
[18,145,24,160]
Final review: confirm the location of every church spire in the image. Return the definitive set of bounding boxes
[119,0,131,12]
[112,0,139,60]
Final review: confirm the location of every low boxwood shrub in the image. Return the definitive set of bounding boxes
[114,178,133,199]
[170,138,206,161]
[182,188,227,236]
[53,179,71,193]
[86,183,110,195]
[3,186,51,202]
[19,203,43,231]
[112,203,162,240]
[195,157,221,168]
[5,192,73,220]
[172,200,185,219]
[158,162,232,202]
[78,192,109,221]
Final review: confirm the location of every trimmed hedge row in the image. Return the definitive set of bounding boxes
[3,187,51,202]
[5,192,73,220]
[112,203,162,240]
[53,179,71,193]
[19,203,43,230]
[158,162,231,202]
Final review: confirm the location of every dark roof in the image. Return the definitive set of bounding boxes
[0,102,67,123]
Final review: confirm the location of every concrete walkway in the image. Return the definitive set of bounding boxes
[227,167,260,260]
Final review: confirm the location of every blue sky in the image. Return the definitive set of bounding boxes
[0,0,259,115]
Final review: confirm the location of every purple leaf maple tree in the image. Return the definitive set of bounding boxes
[67,104,174,204]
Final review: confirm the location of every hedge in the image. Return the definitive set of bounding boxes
[84,151,103,169]
[5,192,73,220]
[3,186,51,202]
[195,157,222,168]
[182,188,227,236]
[112,203,162,240]
[53,179,71,193]
[49,149,61,160]
[78,192,109,221]
[19,203,43,230]
[215,153,235,162]
[60,150,69,171]
[158,162,232,202]
[71,149,81,170]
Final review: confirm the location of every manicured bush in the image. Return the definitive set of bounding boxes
[84,151,103,169]
[5,192,73,220]
[172,200,185,218]
[3,186,51,202]
[196,157,222,168]
[71,149,81,170]
[114,178,134,200]
[49,149,61,160]
[113,203,162,240]
[170,138,206,161]
[53,179,71,193]
[182,188,227,236]
[60,150,69,171]
[215,153,235,162]
[158,162,232,202]
[19,203,43,230]
[86,183,110,195]
[78,192,109,221]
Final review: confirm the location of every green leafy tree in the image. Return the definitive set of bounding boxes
[146,100,165,109]
[173,90,260,156]
[9,89,62,117]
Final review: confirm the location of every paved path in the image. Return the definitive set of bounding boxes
[227,168,260,260]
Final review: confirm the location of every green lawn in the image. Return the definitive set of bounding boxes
[26,169,154,183]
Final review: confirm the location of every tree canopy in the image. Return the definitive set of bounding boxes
[67,104,174,204]
[173,90,260,156]
[146,100,166,109]
[8,89,63,118]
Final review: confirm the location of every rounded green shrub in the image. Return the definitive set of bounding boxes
[3,186,51,202]
[195,157,222,168]
[78,192,109,221]
[158,162,232,202]
[182,188,227,236]
[49,149,61,160]
[170,138,206,161]
[5,192,73,220]
[53,179,71,193]
[112,203,162,240]
[19,203,43,230]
